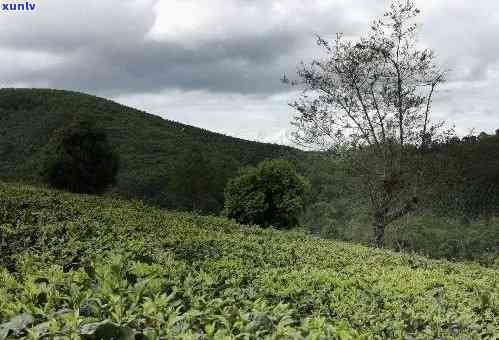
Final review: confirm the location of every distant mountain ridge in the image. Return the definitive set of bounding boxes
[0,88,304,212]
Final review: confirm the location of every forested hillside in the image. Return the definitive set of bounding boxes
[299,137,499,263]
[1,88,498,262]
[0,88,302,212]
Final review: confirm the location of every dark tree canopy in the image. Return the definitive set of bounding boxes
[41,120,119,194]
[170,145,230,212]
[224,159,310,229]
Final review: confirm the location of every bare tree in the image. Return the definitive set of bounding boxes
[286,0,448,247]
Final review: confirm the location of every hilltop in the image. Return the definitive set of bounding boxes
[0,88,303,212]
[0,182,497,338]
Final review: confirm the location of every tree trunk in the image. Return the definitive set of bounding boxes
[371,211,386,248]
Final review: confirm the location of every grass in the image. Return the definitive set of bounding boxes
[0,182,497,339]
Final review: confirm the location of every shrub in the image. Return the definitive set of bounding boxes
[41,120,119,194]
[224,159,310,228]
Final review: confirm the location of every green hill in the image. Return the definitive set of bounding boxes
[1,88,498,263]
[0,182,497,338]
[0,88,303,212]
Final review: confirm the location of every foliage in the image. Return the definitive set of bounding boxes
[224,160,310,229]
[286,0,448,247]
[0,182,497,339]
[0,88,302,213]
[426,133,499,217]
[297,151,499,263]
[40,120,119,194]
[170,145,234,212]
[0,88,498,261]
[385,214,499,263]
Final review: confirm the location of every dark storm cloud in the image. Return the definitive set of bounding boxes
[0,0,376,95]
[2,0,498,95]
[1,0,499,142]
[24,33,303,95]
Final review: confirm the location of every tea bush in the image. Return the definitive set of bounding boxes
[0,182,497,339]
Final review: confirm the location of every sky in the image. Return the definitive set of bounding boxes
[1,0,499,145]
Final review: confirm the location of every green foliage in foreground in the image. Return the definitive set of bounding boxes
[224,160,310,229]
[0,182,498,339]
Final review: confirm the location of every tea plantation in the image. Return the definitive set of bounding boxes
[0,182,497,339]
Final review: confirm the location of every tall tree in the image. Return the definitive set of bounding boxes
[286,0,448,246]
[41,120,119,194]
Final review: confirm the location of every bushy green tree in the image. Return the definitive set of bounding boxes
[224,160,310,229]
[41,120,119,194]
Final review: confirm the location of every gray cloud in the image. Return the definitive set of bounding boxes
[0,0,362,94]
[1,0,499,142]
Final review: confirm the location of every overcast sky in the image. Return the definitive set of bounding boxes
[1,0,499,144]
